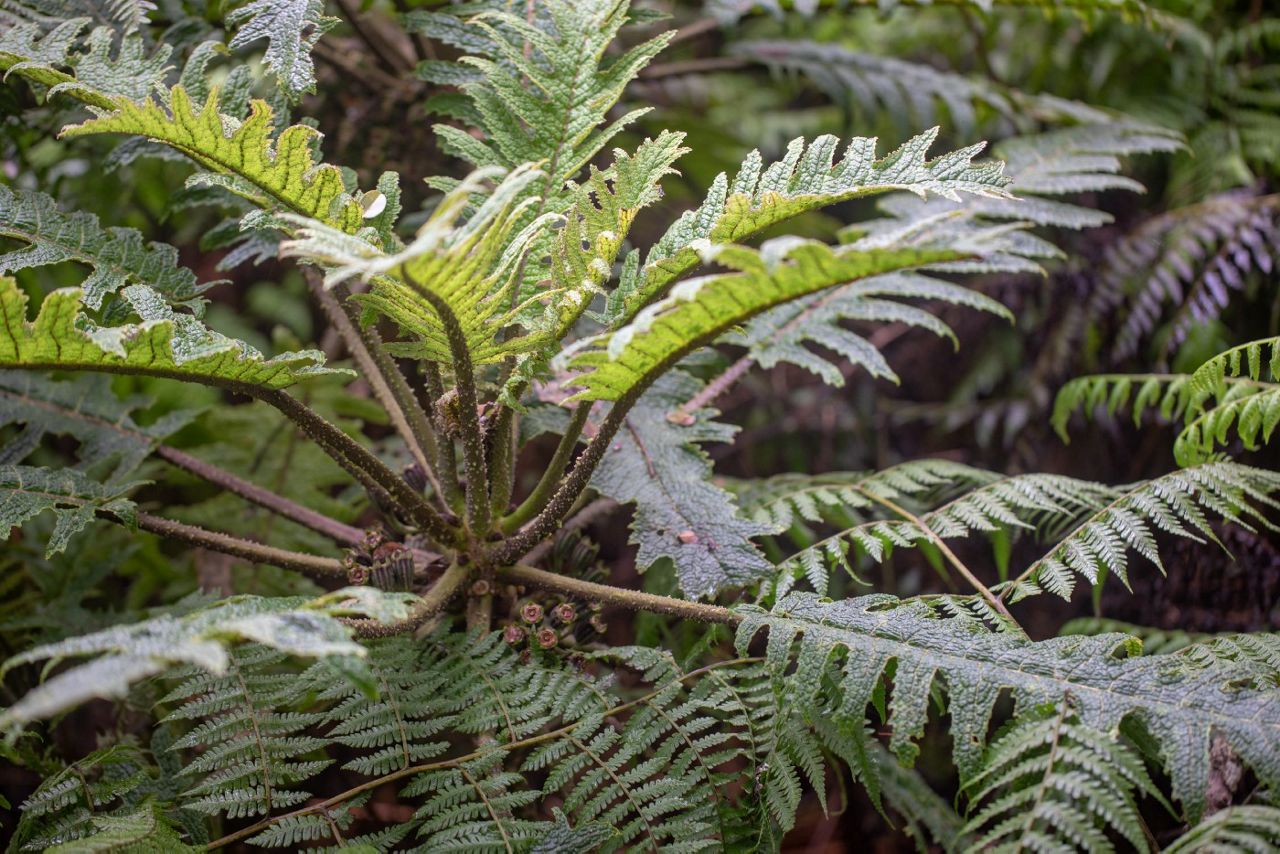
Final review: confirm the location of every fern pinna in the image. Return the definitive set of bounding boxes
[0,0,1278,851]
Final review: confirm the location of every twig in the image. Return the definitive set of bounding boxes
[308,273,446,500]
[332,0,413,75]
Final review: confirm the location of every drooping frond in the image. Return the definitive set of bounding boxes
[0,277,345,391]
[1176,337,1280,465]
[0,464,138,557]
[777,470,1116,596]
[962,701,1164,853]
[590,371,774,599]
[1163,803,1280,852]
[0,587,413,735]
[1100,191,1280,360]
[61,86,367,233]
[1008,462,1280,600]
[0,371,196,480]
[568,238,975,403]
[0,185,209,311]
[706,0,1154,24]
[226,0,337,99]
[614,129,1011,323]
[730,39,1060,137]
[1054,373,1207,440]
[736,592,1280,822]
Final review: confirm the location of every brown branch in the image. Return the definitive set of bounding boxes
[156,445,365,547]
[122,512,347,579]
[499,565,740,626]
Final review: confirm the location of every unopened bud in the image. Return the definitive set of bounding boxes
[503,624,526,645]
[470,579,492,597]
[402,463,428,493]
[553,603,576,624]
[536,628,558,649]
[521,602,544,624]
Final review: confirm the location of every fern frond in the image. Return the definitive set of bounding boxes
[779,470,1115,596]
[0,277,345,392]
[0,464,138,557]
[60,86,367,233]
[0,19,170,107]
[736,592,1279,822]
[1175,337,1280,465]
[1053,373,1207,441]
[0,587,414,735]
[615,129,1011,323]
[164,645,330,820]
[0,371,195,480]
[0,185,209,311]
[962,701,1163,853]
[435,0,669,197]
[590,371,774,599]
[1101,192,1280,360]
[568,238,976,403]
[282,164,558,366]
[9,744,175,852]
[1010,462,1280,600]
[1163,803,1280,852]
[226,0,337,99]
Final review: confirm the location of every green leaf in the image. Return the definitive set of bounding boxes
[0,276,345,391]
[1163,803,1280,852]
[617,129,1011,323]
[226,0,337,98]
[590,371,774,599]
[1176,337,1280,465]
[0,184,209,311]
[737,592,1280,823]
[60,86,366,233]
[0,371,196,479]
[568,238,970,402]
[0,464,138,557]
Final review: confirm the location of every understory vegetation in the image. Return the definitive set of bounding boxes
[0,0,1277,850]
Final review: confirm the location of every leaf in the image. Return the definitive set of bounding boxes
[0,464,138,557]
[617,129,1011,322]
[568,238,972,403]
[0,185,209,311]
[590,371,774,599]
[962,702,1165,852]
[0,588,416,734]
[281,165,558,366]
[60,86,366,233]
[1176,337,1280,465]
[0,277,345,391]
[1163,803,1280,852]
[737,592,1280,823]
[226,0,337,98]
[0,371,196,479]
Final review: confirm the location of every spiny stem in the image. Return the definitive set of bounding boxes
[857,489,1021,630]
[489,388,646,565]
[203,657,760,850]
[401,270,490,535]
[423,362,465,512]
[487,406,517,520]
[501,403,592,533]
[156,445,365,546]
[118,512,347,579]
[309,273,446,501]
[260,389,459,547]
[500,564,740,626]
